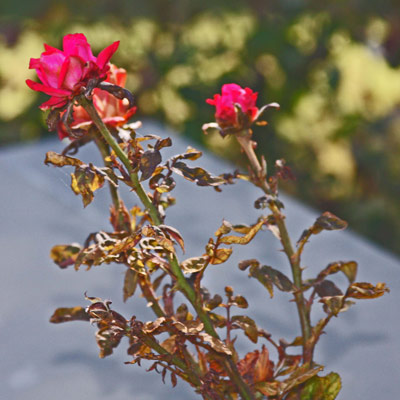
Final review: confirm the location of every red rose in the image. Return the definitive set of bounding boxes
[26,33,119,110]
[57,64,136,140]
[206,83,259,129]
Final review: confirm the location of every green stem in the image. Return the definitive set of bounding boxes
[236,133,312,362]
[79,96,161,225]
[81,96,253,399]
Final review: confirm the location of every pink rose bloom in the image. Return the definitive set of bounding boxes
[57,64,137,140]
[206,83,259,129]
[26,33,119,110]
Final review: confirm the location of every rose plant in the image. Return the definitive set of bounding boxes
[28,33,388,400]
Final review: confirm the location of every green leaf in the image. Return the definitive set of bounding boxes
[123,268,138,302]
[50,306,90,323]
[285,372,341,400]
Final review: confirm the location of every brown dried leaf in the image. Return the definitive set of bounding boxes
[238,259,260,271]
[283,363,324,393]
[311,212,348,234]
[346,282,389,299]
[123,268,138,302]
[171,161,226,187]
[70,166,105,207]
[139,149,162,181]
[50,306,90,323]
[199,333,232,355]
[50,244,82,269]
[44,151,83,167]
[317,261,358,285]
[210,248,233,265]
[220,219,265,245]
[181,256,207,273]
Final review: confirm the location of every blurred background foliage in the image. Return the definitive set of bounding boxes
[1,0,400,255]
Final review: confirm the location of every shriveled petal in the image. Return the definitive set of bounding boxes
[63,33,95,62]
[96,41,119,71]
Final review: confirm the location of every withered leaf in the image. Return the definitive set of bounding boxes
[231,295,249,309]
[215,220,232,236]
[159,225,185,252]
[199,333,232,355]
[173,146,203,161]
[249,265,295,298]
[50,306,90,323]
[238,259,260,271]
[155,137,172,150]
[161,335,177,353]
[123,268,138,302]
[315,280,343,298]
[255,381,281,397]
[283,363,324,393]
[346,282,389,299]
[312,212,348,234]
[205,294,223,311]
[50,244,82,269]
[71,165,105,207]
[220,219,265,245]
[210,248,233,265]
[181,256,207,273]
[140,149,162,181]
[171,161,225,187]
[319,295,345,316]
[317,261,358,285]
[285,372,341,400]
[44,151,83,167]
[231,315,259,343]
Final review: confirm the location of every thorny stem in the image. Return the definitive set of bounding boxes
[236,133,313,363]
[79,96,162,225]
[82,97,254,400]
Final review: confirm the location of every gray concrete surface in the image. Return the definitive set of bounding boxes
[1,122,399,399]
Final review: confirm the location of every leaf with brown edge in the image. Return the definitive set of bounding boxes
[159,225,185,253]
[249,265,295,297]
[44,151,83,167]
[50,244,82,269]
[205,294,223,311]
[199,333,232,355]
[173,146,203,161]
[71,165,105,207]
[215,220,232,236]
[210,248,233,265]
[282,363,324,393]
[139,149,162,181]
[50,306,90,323]
[238,259,260,271]
[171,161,226,187]
[255,381,281,397]
[181,256,207,273]
[220,219,265,245]
[285,372,341,400]
[231,295,249,309]
[123,268,138,302]
[231,315,259,343]
[311,212,348,234]
[346,282,389,299]
[155,137,172,150]
[319,296,345,316]
[317,261,358,285]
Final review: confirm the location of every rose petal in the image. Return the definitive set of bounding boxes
[96,41,120,71]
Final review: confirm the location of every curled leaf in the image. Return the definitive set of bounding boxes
[181,256,207,273]
[210,248,233,265]
[50,306,90,323]
[44,151,83,167]
[346,282,389,299]
[50,244,82,269]
[220,219,265,245]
